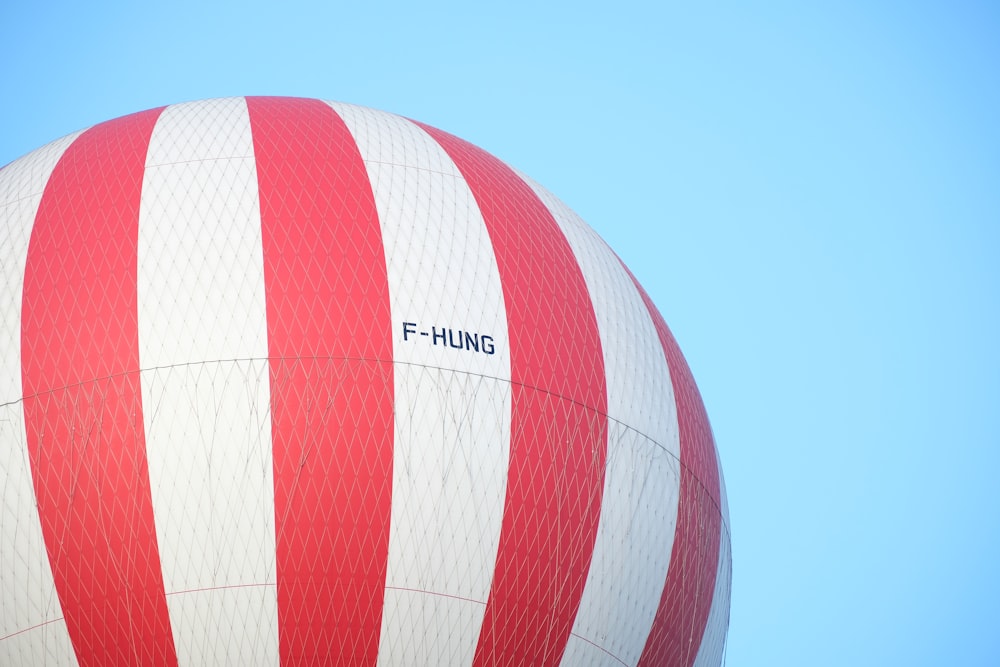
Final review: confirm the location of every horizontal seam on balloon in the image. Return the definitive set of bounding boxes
[568,632,630,666]
[0,617,64,643]
[384,585,486,606]
[7,356,730,536]
[140,155,464,178]
[144,156,255,168]
[165,582,276,596]
[0,192,50,206]
[361,160,462,179]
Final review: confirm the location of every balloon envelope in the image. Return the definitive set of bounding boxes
[0,97,730,666]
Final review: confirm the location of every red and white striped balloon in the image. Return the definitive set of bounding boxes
[0,97,730,666]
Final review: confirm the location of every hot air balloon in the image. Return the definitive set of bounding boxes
[0,97,730,666]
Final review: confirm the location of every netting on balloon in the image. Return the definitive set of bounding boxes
[1,357,726,666]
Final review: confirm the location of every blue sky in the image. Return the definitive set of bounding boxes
[2,2,997,665]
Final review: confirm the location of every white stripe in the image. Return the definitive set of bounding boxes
[718,445,731,532]
[692,454,732,667]
[0,132,82,666]
[520,176,683,667]
[329,102,512,667]
[138,98,278,666]
[691,534,732,667]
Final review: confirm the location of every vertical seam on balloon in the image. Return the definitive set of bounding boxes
[20,106,177,666]
[247,96,394,666]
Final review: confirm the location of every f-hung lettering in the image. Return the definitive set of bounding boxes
[402,321,495,355]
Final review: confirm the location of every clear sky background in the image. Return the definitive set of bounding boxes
[2,2,997,665]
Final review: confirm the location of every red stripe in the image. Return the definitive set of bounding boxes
[20,108,176,665]
[629,277,722,667]
[418,123,609,666]
[247,97,394,665]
